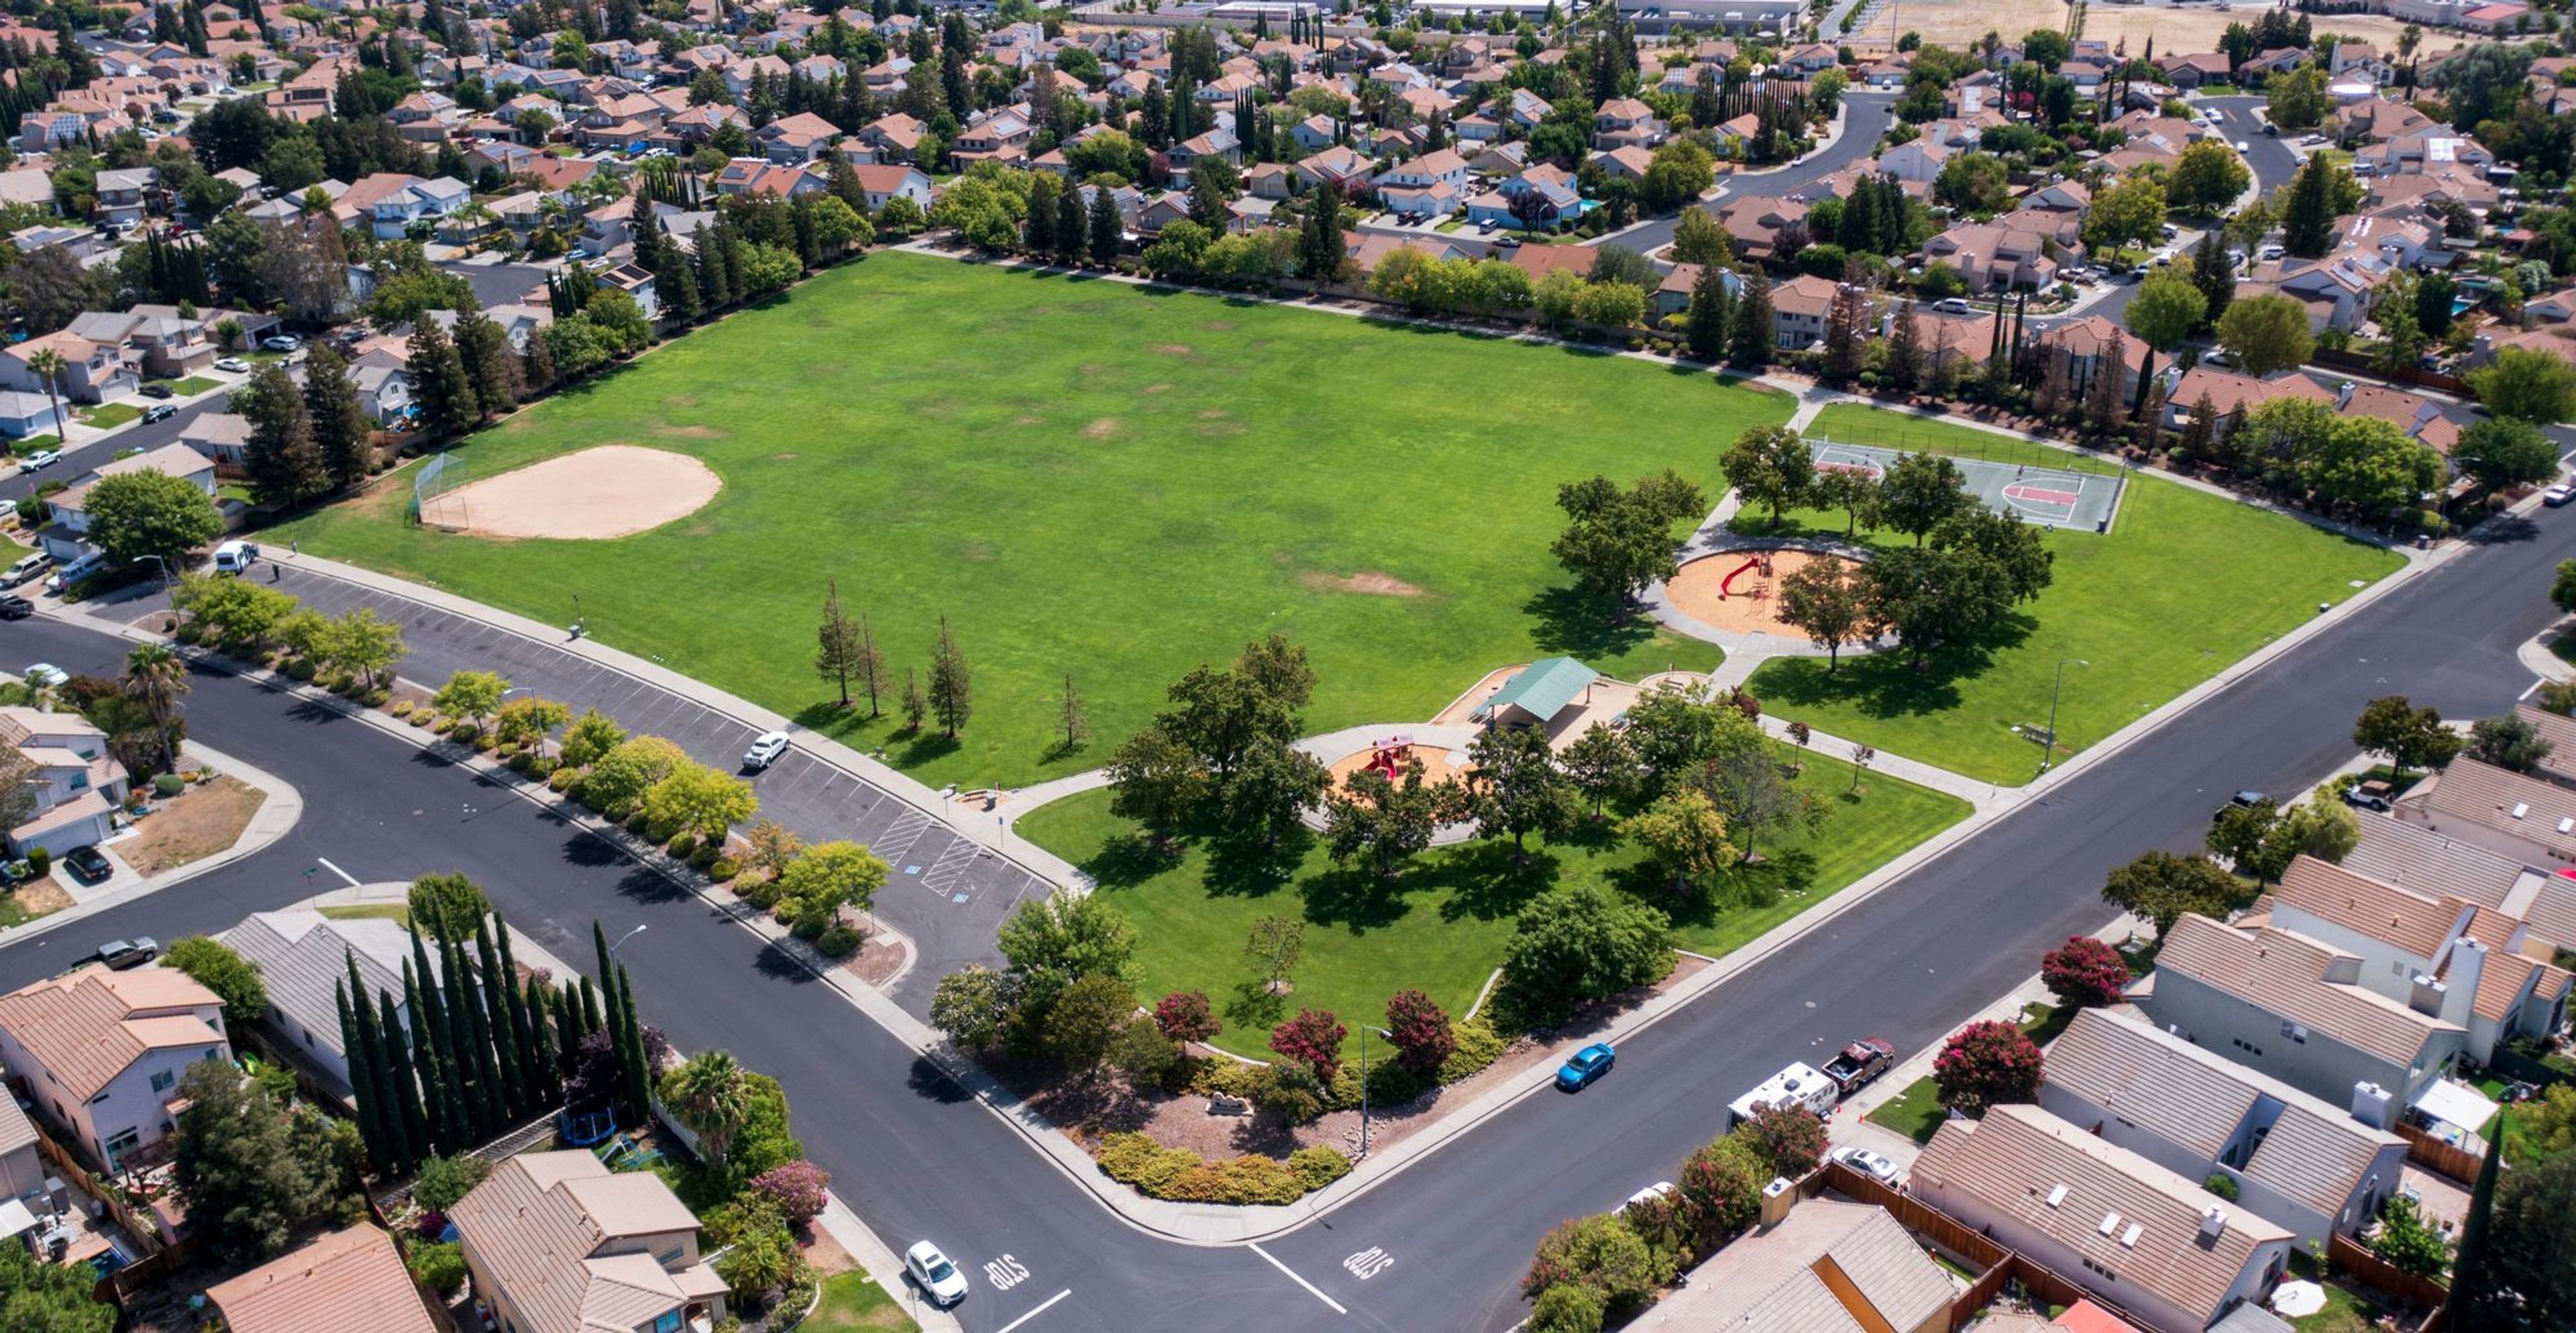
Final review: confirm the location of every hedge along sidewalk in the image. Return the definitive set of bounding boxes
[0,721,305,946]
[56,604,958,1324]
[270,550,1093,891]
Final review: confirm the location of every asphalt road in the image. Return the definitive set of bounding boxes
[1607,92,1902,257]
[5,490,2571,1331]
[0,390,243,508]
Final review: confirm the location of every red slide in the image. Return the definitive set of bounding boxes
[1719,555,1764,598]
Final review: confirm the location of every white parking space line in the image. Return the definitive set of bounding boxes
[1248,1243,1347,1315]
[315,857,360,888]
[992,1289,1071,1333]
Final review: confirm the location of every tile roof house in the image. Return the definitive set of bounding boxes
[206,1225,443,1333]
[2257,852,2573,1065]
[0,963,228,1169]
[2396,755,2576,870]
[451,1150,729,1333]
[1770,274,1841,352]
[1630,1196,1954,1332]
[1919,221,2060,293]
[1910,1104,2293,1333]
[221,909,443,1098]
[0,1083,40,1204]
[2344,810,2532,910]
[2138,913,2469,1115]
[2162,366,2335,434]
[2039,1004,2408,1246]
[0,704,129,856]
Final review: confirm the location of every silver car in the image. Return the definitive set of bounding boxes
[1832,1144,1900,1182]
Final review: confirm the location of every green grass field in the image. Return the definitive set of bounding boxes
[805,1271,918,1332]
[1744,406,2404,786]
[1018,747,1967,1060]
[277,252,1786,787]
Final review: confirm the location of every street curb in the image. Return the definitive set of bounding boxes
[0,719,305,949]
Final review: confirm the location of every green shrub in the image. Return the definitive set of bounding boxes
[644,814,682,844]
[667,833,698,859]
[817,923,861,957]
[2204,1171,2240,1201]
[362,688,391,708]
[1289,1145,1352,1191]
[1189,1057,1257,1100]
[152,774,184,797]
[1364,1057,1433,1107]
[707,856,741,882]
[527,755,557,779]
[286,659,317,682]
[547,767,578,792]
[27,847,49,877]
[407,1240,467,1299]
[688,843,721,871]
[409,711,435,728]
[411,1154,490,1212]
[790,910,828,941]
[506,751,533,773]
[1440,1016,1506,1083]
[624,810,651,835]
[173,621,203,645]
[1529,1283,1605,1333]
[738,875,781,908]
[389,699,415,717]
[451,723,484,745]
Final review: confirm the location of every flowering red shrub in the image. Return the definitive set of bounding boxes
[750,1159,830,1224]
[2041,936,2132,1010]
[1737,1102,1829,1178]
[1153,990,1222,1044]
[1384,990,1455,1074]
[1269,1008,1348,1084]
[1933,1020,2045,1116]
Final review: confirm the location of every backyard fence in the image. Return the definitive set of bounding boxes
[2394,1123,2485,1185]
[1819,1159,2137,1326]
[2329,1231,2451,1311]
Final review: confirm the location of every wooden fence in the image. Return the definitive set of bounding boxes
[2395,1124,2484,1185]
[2330,1231,2451,1311]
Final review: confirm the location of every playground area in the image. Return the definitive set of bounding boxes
[1809,437,2124,534]
[1327,736,1470,792]
[1666,548,1865,640]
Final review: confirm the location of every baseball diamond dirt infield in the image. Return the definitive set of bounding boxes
[418,445,723,539]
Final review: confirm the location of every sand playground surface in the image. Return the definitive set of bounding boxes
[1328,740,1467,792]
[420,445,722,539]
[1667,549,1863,638]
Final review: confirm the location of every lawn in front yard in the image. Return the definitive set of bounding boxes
[1017,748,1968,1061]
[6,433,58,455]
[1744,405,2403,785]
[1868,1075,1951,1144]
[803,1271,918,1332]
[275,251,1790,788]
[81,403,141,429]
[168,376,221,396]
[317,902,410,923]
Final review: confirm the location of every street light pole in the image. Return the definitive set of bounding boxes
[2042,658,2090,773]
[608,922,647,959]
[1358,1024,1392,1157]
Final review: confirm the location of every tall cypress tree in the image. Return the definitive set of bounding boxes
[522,973,560,1104]
[579,973,605,1036]
[403,953,462,1154]
[494,926,544,1103]
[474,920,527,1119]
[379,985,429,1165]
[446,937,503,1134]
[2445,1132,2504,1325]
[347,953,414,1173]
[615,964,653,1121]
[337,981,390,1175]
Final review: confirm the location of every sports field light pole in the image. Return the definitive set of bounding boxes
[2041,659,2089,774]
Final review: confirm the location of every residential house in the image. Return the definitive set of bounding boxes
[221,909,439,1098]
[1919,221,2061,292]
[180,412,251,468]
[1910,1104,2292,1333]
[753,111,839,164]
[93,166,155,229]
[2259,852,2571,1065]
[1771,274,1841,352]
[1291,114,1338,152]
[0,1091,40,1205]
[952,109,1032,166]
[0,704,127,857]
[1464,164,1580,229]
[451,1150,730,1333]
[1505,87,1551,128]
[352,356,413,425]
[2040,1004,2408,1246]
[40,443,217,569]
[66,307,216,379]
[1294,144,1376,195]
[0,331,136,405]
[2396,755,2576,870]
[1717,195,1809,265]
[0,390,65,439]
[2157,52,2237,89]
[711,158,822,199]
[2162,366,2335,434]
[0,964,227,1169]
[1164,127,1242,187]
[339,173,472,239]
[1377,147,1469,217]
[2031,315,2151,397]
[1876,138,1954,183]
[2137,913,2470,1118]
[1629,1196,1956,1332]
[847,163,934,213]
[1592,97,1666,150]
[206,1226,443,1333]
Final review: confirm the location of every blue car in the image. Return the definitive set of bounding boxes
[1556,1043,1615,1091]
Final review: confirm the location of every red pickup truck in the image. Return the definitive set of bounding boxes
[1822,1038,1895,1095]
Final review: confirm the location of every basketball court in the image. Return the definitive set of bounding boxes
[1807,437,2125,534]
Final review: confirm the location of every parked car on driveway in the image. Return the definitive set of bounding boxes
[214,356,249,373]
[0,596,29,621]
[1831,1144,1900,1183]
[1556,1043,1615,1091]
[138,382,173,399]
[904,1241,969,1306]
[95,934,154,967]
[260,334,302,352]
[2546,483,2574,508]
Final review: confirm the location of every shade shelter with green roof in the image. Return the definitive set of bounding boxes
[1471,656,1603,729]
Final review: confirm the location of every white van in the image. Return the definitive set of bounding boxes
[44,553,103,593]
[212,540,261,575]
[1728,1062,1841,1125]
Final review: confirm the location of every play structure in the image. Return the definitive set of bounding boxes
[1328,737,1464,792]
[1664,547,1868,642]
[1359,737,1417,782]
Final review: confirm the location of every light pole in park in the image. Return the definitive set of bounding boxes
[2042,658,2089,774]
[1357,1024,1394,1157]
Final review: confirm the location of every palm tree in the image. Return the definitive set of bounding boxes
[120,643,190,776]
[662,1051,751,1166]
[23,348,65,443]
